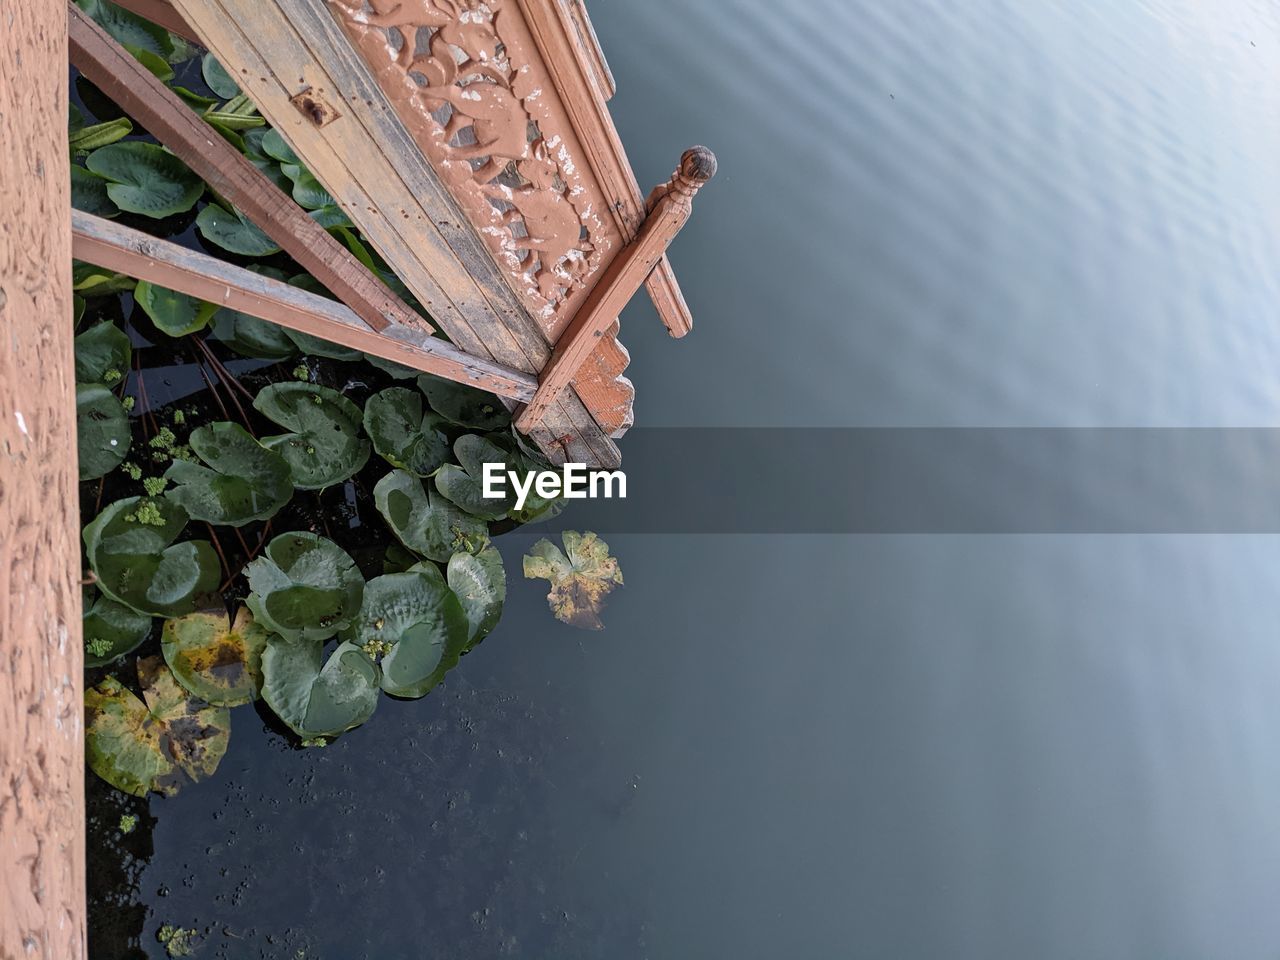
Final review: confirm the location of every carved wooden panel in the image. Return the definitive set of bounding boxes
[327,0,636,434]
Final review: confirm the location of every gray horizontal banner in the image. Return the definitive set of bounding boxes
[523,428,1280,533]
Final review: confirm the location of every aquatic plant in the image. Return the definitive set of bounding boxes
[524,531,624,630]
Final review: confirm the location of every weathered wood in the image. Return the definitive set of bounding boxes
[166,0,620,466]
[72,212,538,401]
[68,4,429,337]
[0,0,87,955]
[517,147,715,433]
[515,0,695,339]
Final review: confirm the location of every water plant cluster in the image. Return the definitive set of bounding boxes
[71,0,622,800]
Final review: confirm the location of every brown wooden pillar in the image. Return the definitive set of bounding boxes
[0,0,88,955]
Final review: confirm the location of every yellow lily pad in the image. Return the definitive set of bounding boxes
[523,531,623,631]
[161,606,268,707]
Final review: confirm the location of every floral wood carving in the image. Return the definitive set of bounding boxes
[328,0,635,433]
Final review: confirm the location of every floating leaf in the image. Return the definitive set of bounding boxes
[261,638,379,738]
[134,280,219,336]
[162,607,268,707]
[282,165,334,210]
[74,321,131,384]
[523,531,623,630]
[201,53,240,99]
[77,383,132,480]
[245,532,364,643]
[340,569,468,699]
[196,204,280,256]
[165,422,293,526]
[434,434,516,520]
[309,204,351,229]
[417,373,509,429]
[447,546,505,649]
[125,45,173,81]
[76,0,174,59]
[71,165,118,218]
[373,469,489,563]
[252,382,369,490]
[170,85,218,111]
[363,387,450,477]
[204,93,263,131]
[73,260,135,297]
[83,587,152,667]
[209,265,297,359]
[85,141,203,218]
[83,497,221,617]
[69,117,133,154]
[260,128,299,164]
[85,655,229,797]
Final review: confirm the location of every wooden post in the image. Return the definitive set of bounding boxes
[1,0,88,956]
[515,147,716,434]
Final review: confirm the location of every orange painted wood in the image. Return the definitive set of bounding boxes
[517,147,715,433]
[68,4,430,337]
[72,213,538,402]
[0,0,87,955]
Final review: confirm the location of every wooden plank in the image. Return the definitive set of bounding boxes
[68,4,430,337]
[517,147,715,432]
[0,0,87,955]
[165,0,619,466]
[516,0,696,338]
[72,212,539,402]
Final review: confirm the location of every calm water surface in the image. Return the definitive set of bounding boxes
[100,0,1280,957]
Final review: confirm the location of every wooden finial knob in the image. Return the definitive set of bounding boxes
[679,146,717,185]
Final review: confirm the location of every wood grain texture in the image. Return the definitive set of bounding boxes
[165,0,618,466]
[517,146,714,432]
[0,0,87,956]
[69,4,430,336]
[72,212,538,401]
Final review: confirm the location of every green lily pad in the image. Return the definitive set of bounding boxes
[253,382,369,490]
[75,321,131,384]
[196,204,280,256]
[417,373,510,429]
[447,546,505,649]
[165,422,293,526]
[71,164,118,218]
[201,53,240,99]
[434,434,516,520]
[260,638,379,738]
[83,496,222,617]
[373,469,489,563]
[73,261,135,297]
[282,164,334,210]
[83,587,153,667]
[260,128,299,164]
[245,532,364,642]
[85,655,230,797]
[340,569,468,699]
[309,204,351,229]
[134,280,219,336]
[363,387,450,477]
[77,383,132,480]
[162,606,268,707]
[204,94,263,132]
[85,141,203,218]
[523,531,623,630]
[68,117,133,154]
[76,0,174,59]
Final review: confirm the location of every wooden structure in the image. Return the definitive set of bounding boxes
[5,0,711,953]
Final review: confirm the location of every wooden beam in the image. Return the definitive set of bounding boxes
[68,4,429,337]
[516,148,715,433]
[72,212,538,402]
[1,0,87,955]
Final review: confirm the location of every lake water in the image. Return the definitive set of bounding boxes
[93,0,1280,957]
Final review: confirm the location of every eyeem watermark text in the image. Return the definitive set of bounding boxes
[482,463,626,511]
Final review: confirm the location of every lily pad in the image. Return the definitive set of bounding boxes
[363,387,450,477]
[71,164,118,218]
[85,655,230,797]
[74,321,132,384]
[447,546,505,648]
[283,165,334,210]
[134,280,219,336]
[260,128,299,164]
[164,422,293,526]
[68,116,133,154]
[76,0,174,60]
[434,434,517,520]
[245,532,364,642]
[83,497,221,617]
[77,383,132,480]
[201,53,240,99]
[209,265,297,359]
[83,587,153,667]
[523,531,623,630]
[373,469,489,563]
[417,373,510,430]
[340,569,468,699]
[253,382,369,490]
[261,638,379,738]
[162,607,268,707]
[73,261,135,297]
[85,141,203,218]
[196,204,280,256]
